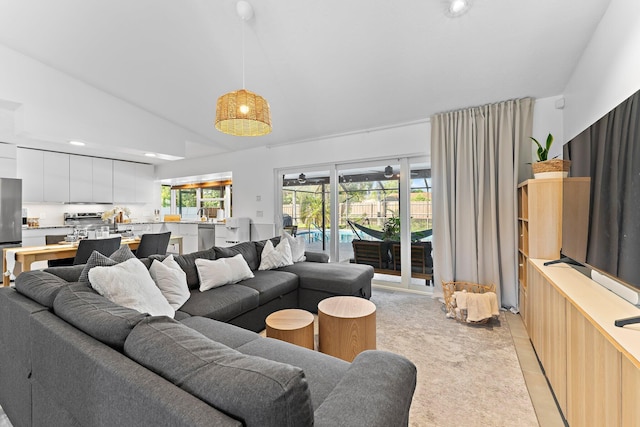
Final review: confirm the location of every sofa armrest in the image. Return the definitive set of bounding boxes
[304,251,329,263]
[313,350,416,427]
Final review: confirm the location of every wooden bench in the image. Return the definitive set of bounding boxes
[351,240,433,284]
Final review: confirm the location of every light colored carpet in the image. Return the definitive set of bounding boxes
[371,288,538,426]
[0,288,538,427]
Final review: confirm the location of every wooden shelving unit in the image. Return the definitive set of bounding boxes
[517,178,563,325]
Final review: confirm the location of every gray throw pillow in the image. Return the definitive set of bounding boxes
[78,246,137,284]
[214,241,260,271]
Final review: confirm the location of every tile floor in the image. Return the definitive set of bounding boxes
[506,313,566,426]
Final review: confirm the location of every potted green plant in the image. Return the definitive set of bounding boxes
[530,133,570,178]
[382,215,400,241]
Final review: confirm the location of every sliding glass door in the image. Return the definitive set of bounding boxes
[282,170,331,255]
[278,156,432,292]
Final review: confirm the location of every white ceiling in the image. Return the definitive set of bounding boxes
[0,0,612,163]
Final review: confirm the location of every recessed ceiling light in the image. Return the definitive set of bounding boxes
[144,153,157,157]
[447,0,471,17]
[69,140,85,146]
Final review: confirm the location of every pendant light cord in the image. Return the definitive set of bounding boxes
[242,17,245,89]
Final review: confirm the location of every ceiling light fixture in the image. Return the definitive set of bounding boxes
[215,1,272,137]
[447,0,472,17]
[384,165,394,179]
[144,153,157,157]
[69,140,85,146]
[298,173,307,184]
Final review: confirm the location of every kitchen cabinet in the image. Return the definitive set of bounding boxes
[215,224,230,247]
[113,160,154,204]
[17,148,44,202]
[69,156,113,203]
[69,155,93,202]
[135,163,154,203]
[43,152,69,203]
[18,148,153,204]
[92,158,113,203]
[162,223,198,254]
[113,160,136,203]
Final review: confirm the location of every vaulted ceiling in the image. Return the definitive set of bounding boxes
[0,0,612,162]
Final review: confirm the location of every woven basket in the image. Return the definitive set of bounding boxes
[442,281,496,324]
[531,159,571,174]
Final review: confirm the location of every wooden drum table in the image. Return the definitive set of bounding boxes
[265,309,315,349]
[318,296,376,362]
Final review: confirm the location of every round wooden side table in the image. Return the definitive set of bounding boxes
[265,309,315,350]
[318,296,376,362]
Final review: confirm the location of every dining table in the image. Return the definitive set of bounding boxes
[2,235,183,287]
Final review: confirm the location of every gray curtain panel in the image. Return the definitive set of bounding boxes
[431,98,533,309]
[563,90,640,288]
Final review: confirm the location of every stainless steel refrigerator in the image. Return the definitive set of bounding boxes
[0,178,22,250]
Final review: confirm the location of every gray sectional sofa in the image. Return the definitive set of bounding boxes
[0,238,417,427]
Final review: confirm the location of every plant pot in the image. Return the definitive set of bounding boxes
[532,159,571,179]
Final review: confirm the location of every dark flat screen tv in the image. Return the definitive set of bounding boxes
[561,88,640,300]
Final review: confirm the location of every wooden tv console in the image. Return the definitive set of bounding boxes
[524,259,640,426]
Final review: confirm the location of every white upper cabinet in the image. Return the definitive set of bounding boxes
[114,160,154,204]
[69,155,93,202]
[19,149,152,204]
[92,158,113,203]
[17,148,44,202]
[43,152,70,203]
[135,163,154,203]
[113,160,137,203]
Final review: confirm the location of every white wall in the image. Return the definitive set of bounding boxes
[563,1,640,141]
[156,122,430,227]
[532,96,564,161]
[0,43,210,158]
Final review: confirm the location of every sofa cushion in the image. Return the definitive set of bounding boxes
[149,255,190,310]
[172,248,217,290]
[278,261,374,295]
[78,246,137,284]
[88,258,175,318]
[255,237,281,261]
[124,317,314,427]
[215,241,260,271]
[235,270,298,305]
[196,254,255,292]
[53,284,148,351]
[15,270,70,309]
[281,231,306,262]
[179,285,259,322]
[44,264,86,282]
[258,239,293,270]
[180,316,261,349]
[236,335,350,411]
[196,258,233,291]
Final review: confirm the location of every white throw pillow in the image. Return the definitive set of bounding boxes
[259,239,293,270]
[224,253,255,283]
[149,255,190,310]
[88,258,175,317]
[281,230,306,262]
[196,258,233,291]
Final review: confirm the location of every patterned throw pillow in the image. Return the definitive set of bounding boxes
[258,239,293,270]
[78,246,137,284]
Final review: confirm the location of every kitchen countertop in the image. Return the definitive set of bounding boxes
[24,220,227,230]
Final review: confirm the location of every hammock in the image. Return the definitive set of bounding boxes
[347,220,432,241]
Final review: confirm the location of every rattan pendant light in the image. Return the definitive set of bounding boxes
[215,1,272,136]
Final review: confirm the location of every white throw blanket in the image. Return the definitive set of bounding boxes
[451,290,499,322]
